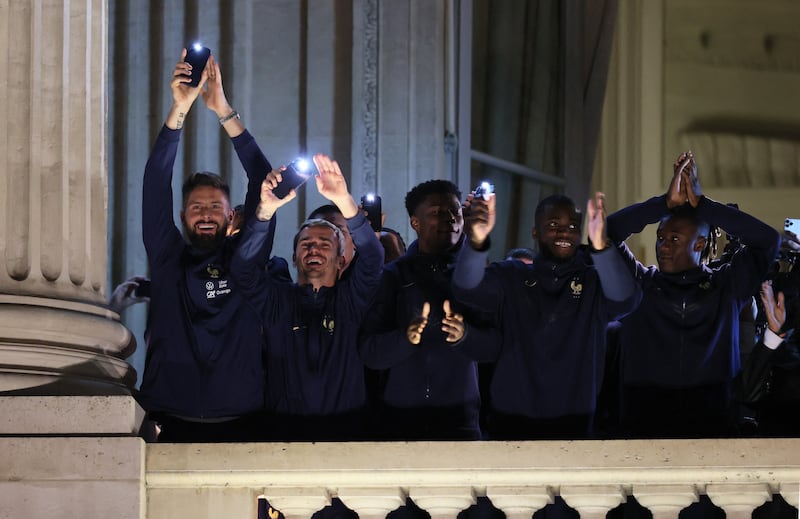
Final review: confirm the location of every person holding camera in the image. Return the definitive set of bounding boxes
[451,189,640,440]
[136,49,277,442]
[606,151,780,438]
[232,154,383,441]
[359,180,500,440]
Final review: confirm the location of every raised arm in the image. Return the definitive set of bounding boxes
[143,50,208,262]
[231,170,296,299]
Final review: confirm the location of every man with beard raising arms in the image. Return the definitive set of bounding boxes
[137,50,276,442]
[452,190,641,440]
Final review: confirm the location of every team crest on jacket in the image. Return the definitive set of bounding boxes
[207,265,221,279]
[570,278,583,298]
[322,315,335,334]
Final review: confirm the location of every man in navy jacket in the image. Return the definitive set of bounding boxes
[137,52,275,441]
[452,190,640,439]
[607,151,780,438]
[359,180,500,440]
[233,154,383,441]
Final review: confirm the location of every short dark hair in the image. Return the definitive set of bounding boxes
[534,194,576,225]
[405,180,462,217]
[182,172,231,207]
[308,204,342,220]
[293,218,345,256]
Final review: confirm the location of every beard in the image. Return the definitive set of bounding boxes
[184,224,228,250]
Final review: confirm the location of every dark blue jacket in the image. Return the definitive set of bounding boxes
[608,195,780,389]
[359,240,500,439]
[452,241,640,421]
[233,211,383,438]
[137,126,274,419]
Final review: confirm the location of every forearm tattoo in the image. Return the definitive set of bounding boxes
[176,111,185,129]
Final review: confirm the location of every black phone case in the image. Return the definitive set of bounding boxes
[186,46,211,87]
[362,195,382,232]
[273,163,311,199]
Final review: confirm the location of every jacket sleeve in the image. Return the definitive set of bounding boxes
[451,239,505,314]
[592,245,643,320]
[142,125,184,266]
[606,195,670,244]
[230,217,277,310]
[231,130,273,221]
[696,196,780,300]
[343,212,384,314]
[735,340,778,405]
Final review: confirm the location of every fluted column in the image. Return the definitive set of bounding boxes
[0,0,135,396]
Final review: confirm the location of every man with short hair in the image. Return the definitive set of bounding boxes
[137,50,275,442]
[452,189,640,440]
[233,154,383,441]
[360,179,500,440]
[607,151,780,438]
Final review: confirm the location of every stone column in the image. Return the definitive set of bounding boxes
[0,0,135,398]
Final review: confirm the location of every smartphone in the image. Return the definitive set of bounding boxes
[185,43,211,87]
[273,158,312,199]
[785,218,800,233]
[361,194,382,232]
[134,279,151,298]
[473,181,495,201]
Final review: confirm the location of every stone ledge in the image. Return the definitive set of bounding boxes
[0,395,145,435]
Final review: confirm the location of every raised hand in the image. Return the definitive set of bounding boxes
[683,155,703,208]
[407,302,431,345]
[255,167,296,221]
[441,300,465,343]
[586,191,608,250]
[166,49,208,129]
[171,49,207,106]
[200,55,231,115]
[313,154,358,218]
[667,151,691,209]
[760,281,786,335]
[464,192,496,248]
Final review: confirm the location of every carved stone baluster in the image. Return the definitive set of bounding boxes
[337,487,406,519]
[560,485,625,519]
[486,485,553,519]
[410,486,477,519]
[706,483,771,519]
[778,481,799,509]
[632,484,699,519]
[265,487,331,519]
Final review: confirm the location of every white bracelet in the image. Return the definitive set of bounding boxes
[219,110,240,125]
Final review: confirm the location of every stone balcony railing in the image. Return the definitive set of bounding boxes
[2,396,800,519]
[144,438,800,519]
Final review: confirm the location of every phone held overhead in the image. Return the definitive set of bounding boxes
[273,158,313,199]
[185,42,211,87]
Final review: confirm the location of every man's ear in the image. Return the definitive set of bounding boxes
[180,210,186,225]
[694,236,707,253]
[410,216,420,232]
[531,226,538,242]
[292,253,298,268]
